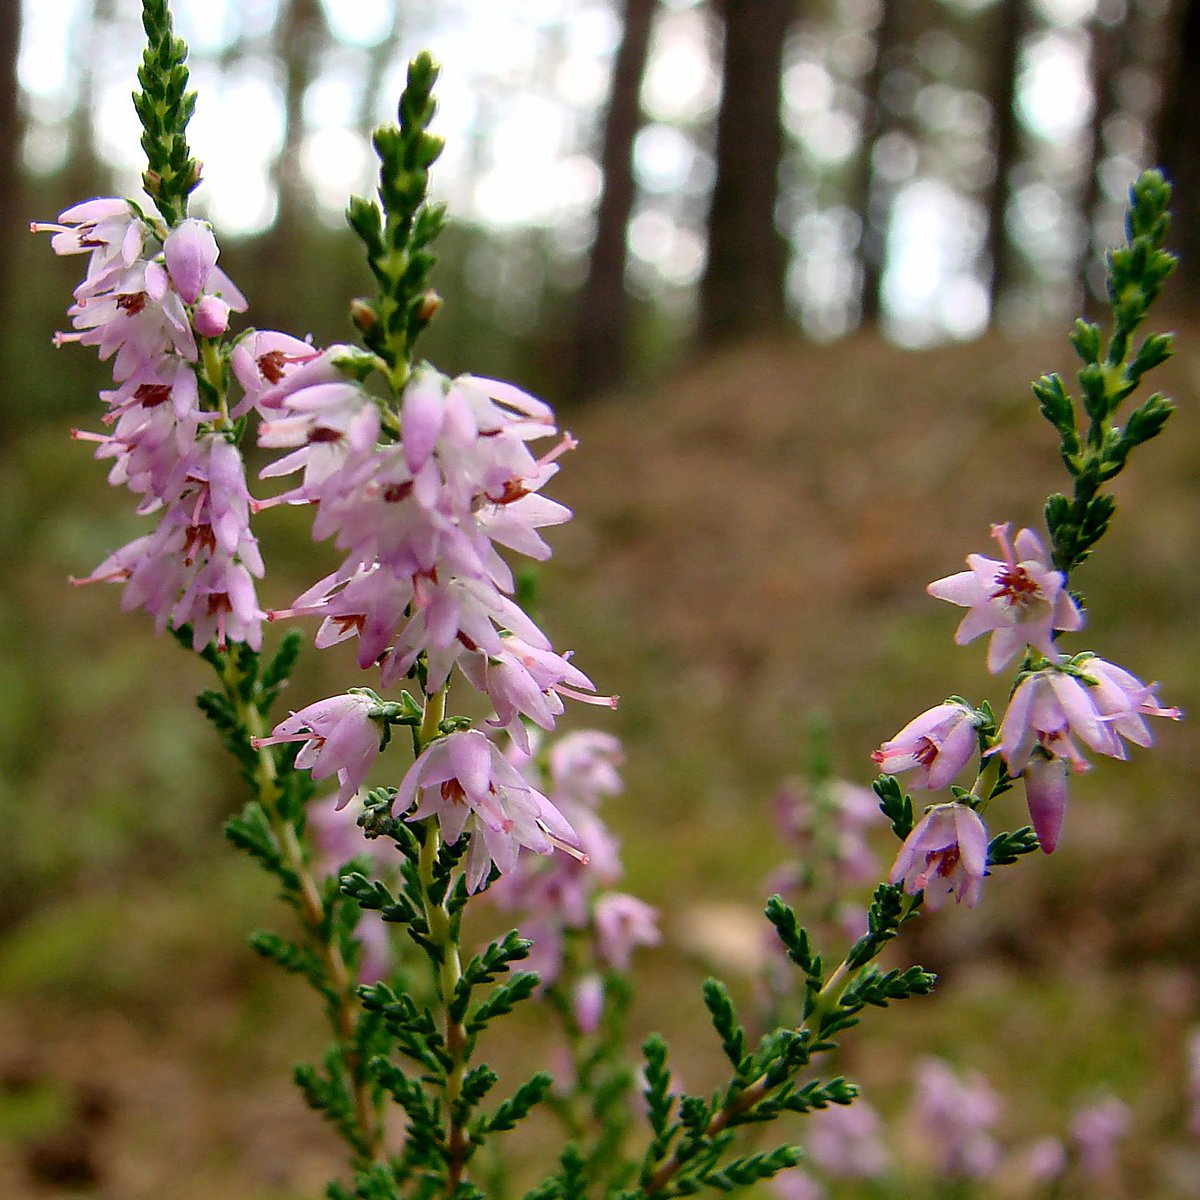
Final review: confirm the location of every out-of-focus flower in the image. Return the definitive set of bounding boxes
[889,804,988,910]
[912,1057,1001,1179]
[572,974,605,1036]
[770,1168,824,1200]
[593,892,661,970]
[927,523,1082,672]
[1016,1136,1068,1185]
[1070,1096,1130,1178]
[1187,1028,1200,1137]
[805,1099,889,1177]
[872,700,979,790]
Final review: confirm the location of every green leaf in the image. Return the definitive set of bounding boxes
[986,825,1041,866]
[872,774,914,841]
[701,980,748,1074]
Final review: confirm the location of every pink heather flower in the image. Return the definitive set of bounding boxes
[805,1099,889,1178]
[593,892,661,970]
[996,657,1179,786]
[32,197,147,295]
[231,330,322,416]
[163,218,219,303]
[770,1169,824,1200]
[254,693,383,810]
[927,523,1083,672]
[1076,654,1183,751]
[459,636,617,753]
[548,731,623,809]
[913,1057,1001,1179]
[394,730,582,893]
[872,700,979,789]
[572,974,605,1036]
[1069,1096,1130,1178]
[354,912,391,985]
[889,803,988,910]
[996,665,1116,775]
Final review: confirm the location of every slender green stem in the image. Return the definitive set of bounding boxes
[643,887,919,1196]
[413,686,470,1191]
[228,662,382,1162]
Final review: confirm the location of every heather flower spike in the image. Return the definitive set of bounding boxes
[927,523,1082,672]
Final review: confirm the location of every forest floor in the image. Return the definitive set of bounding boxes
[1,327,1199,1198]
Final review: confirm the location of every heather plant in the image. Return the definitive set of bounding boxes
[36,3,1185,1197]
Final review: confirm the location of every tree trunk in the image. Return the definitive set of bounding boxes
[0,0,20,253]
[697,0,793,346]
[984,0,1025,316]
[273,0,326,241]
[854,0,907,325]
[567,0,657,400]
[1155,0,1200,306]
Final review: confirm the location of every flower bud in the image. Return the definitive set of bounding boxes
[193,295,231,337]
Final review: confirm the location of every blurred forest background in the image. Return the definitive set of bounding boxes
[2,0,1200,1197]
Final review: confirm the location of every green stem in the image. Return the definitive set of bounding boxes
[414,687,469,1192]
[227,661,382,1162]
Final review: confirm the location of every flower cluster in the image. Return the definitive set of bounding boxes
[246,340,617,882]
[36,201,261,650]
[488,731,660,1009]
[258,362,609,724]
[881,523,1180,906]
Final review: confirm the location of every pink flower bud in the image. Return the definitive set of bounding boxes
[193,295,230,337]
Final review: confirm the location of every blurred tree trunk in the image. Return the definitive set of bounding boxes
[567,0,657,400]
[1156,0,1200,306]
[255,0,327,323]
[983,0,1025,316]
[854,0,907,325]
[697,0,793,346]
[0,0,20,251]
[1079,8,1133,309]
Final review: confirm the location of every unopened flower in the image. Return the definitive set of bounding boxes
[927,523,1082,672]
[872,700,979,790]
[193,295,230,337]
[889,803,988,910]
[163,217,218,303]
[1022,754,1068,853]
[253,693,383,809]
